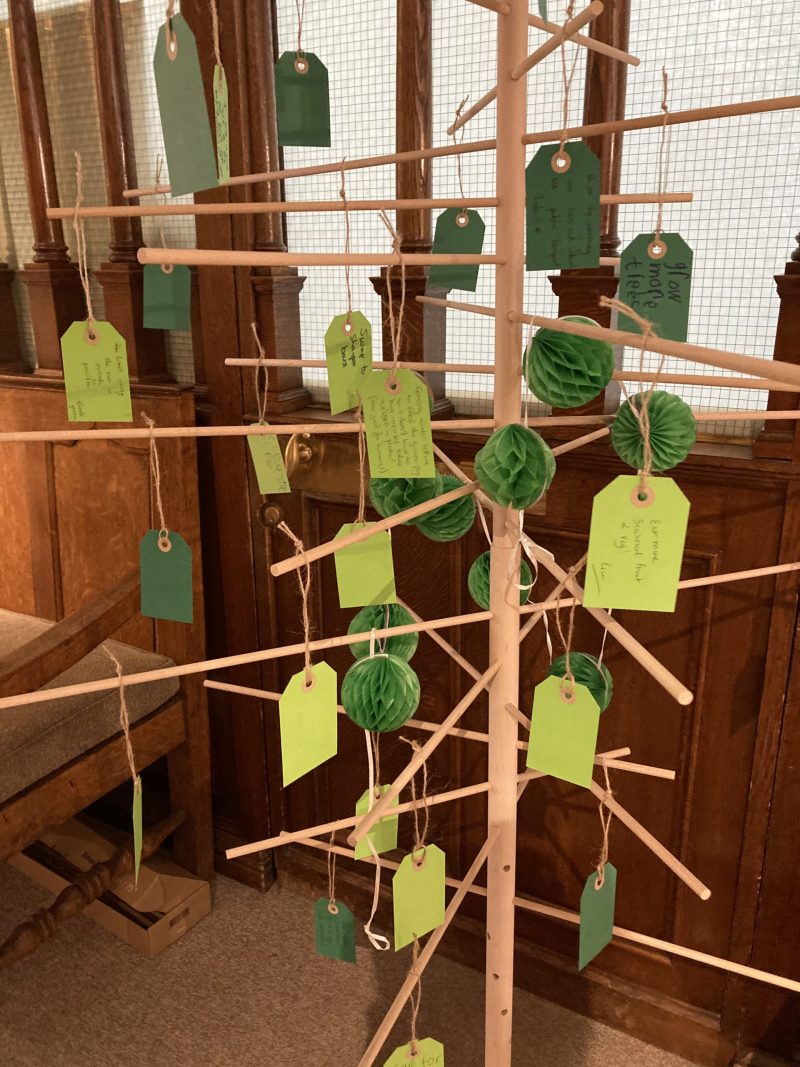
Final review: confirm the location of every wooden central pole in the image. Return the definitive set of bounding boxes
[485,1,527,1062]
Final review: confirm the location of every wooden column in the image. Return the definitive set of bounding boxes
[548,0,629,416]
[90,0,167,381]
[371,0,453,417]
[752,237,800,461]
[8,0,83,372]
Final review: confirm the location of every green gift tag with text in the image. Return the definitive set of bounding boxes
[61,321,132,423]
[314,897,356,964]
[383,1038,444,1067]
[361,370,435,479]
[279,662,338,786]
[153,13,218,197]
[584,475,689,612]
[132,775,143,885]
[139,530,193,623]
[354,785,399,860]
[275,52,331,147]
[334,523,396,609]
[526,142,600,270]
[393,844,446,951]
[618,233,693,343]
[579,863,617,970]
[247,431,290,494]
[325,311,373,415]
[143,264,191,331]
[213,63,230,183]
[427,208,486,292]
[526,675,600,787]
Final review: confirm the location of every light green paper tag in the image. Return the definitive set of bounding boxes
[383,1038,444,1066]
[361,369,435,479]
[579,863,617,970]
[584,475,689,612]
[393,844,446,951]
[61,320,132,423]
[132,775,143,885]
[279,662,338,786]
[334,523,397,609]
[247,431,290,495]
[275,51,331,147]
[139,529,193,623]
[143,264,192,331]
[526,676,600,788]
[153,13,218,197]
[314,898,356,964]
[325,311,373,415]
[526,142,600,270]
[427,208,486,293]
[354,785,399,860]
[213,63,230,183]
[618,232,693,343]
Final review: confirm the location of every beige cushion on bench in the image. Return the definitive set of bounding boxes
[0,609,180,805]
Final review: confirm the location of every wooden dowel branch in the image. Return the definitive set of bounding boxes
[396,599,484,684]
[527,12,639,65]
[47,198,499,220]
[139,248,500,269]
[347,661,503,847]
[511,1,604,81]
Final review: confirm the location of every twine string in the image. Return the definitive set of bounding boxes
[277,522,313,685]
[408,936,423,1057]
[251,321,269,424]
[210,0,222,68]
[378,210,407,385]
[553,554,587,688]
[515,524,555,661]
[402,738,430,859]
[141,412,169,542]
[654,68,672,244]
[363,728,391,951]
[558,3,580,155]
[72,152,96,336]
[356,402,367,524]
[595,756,614,890]
[339,163,353,328]
[452,96,470,214]
[294,0,306,56]
[154,155,170,256]
[102,644,138,786]
[326,829,337,909]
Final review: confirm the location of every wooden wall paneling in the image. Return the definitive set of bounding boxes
[754,238,800,460]
[0,265,24,371]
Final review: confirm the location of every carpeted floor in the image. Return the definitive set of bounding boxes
[0,862,695,1067]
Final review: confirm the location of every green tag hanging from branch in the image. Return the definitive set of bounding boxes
[325,312,373,414]
[313,836,356,963]
[246,324,290,494]
[383,1038,445,1067]
[275,17,331,150]
[362,370,435,479]
[143,264,192,331]
[103,645,143,885]
[427,209,485,292]
[618,233,693,343]
[538,0,549,19]
[525,142,600,270]
[354,784,399,860]
[210,0,229,181]
[393,754,445,951]
[579,759,616,969]
[526,675,600,788]
[333,523,397,608]
[153,11,218,197]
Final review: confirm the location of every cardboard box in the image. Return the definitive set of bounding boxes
[9,817,211,957]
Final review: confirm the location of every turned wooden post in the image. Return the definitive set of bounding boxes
[371,0,453,417]
[753,236,800,462]
[8,0,83,371]
[548,0,629,416]
[90,0,167,381]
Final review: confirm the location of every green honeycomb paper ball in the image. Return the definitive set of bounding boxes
[368,476,442,524]
[467,551,534,610]
[348,604,419,661]
[415,476,477,542]
[611,390,697,472]
[548,653,614,712]
[341,653,421,732]
[524,316,615,408]
[474,424,556,510]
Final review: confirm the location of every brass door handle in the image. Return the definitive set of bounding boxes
[285,432,316,479]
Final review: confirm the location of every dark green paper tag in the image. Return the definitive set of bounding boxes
[275,52,331,147]
[325,311,373,415]
[526,142,600,270]
[314,898,356,964]
[132,775,143,885]
[539,0,548,18]
[618,233,693,343]
[213,63,230,183]
[579,863,617,970]
[427,208,486,293]
[143,264,192,331]
[61,320,132,423]
[153,13,218,197]
[139,529,193,623]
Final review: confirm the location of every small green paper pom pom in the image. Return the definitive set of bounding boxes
[611,390,697,472]
[341,653,421,732]
[348,604,419,661]
[415,475,477,542]
[474,424,556,510]
[467,551,533,610]
[524,316,615,408]
[369,476,442,524]
[548,652,613,712]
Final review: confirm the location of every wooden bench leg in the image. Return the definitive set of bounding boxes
[167,676,214,880]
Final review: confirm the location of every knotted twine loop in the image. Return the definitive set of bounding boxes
[251,321,269,425]
[401,738,430,867]
[556,3,580,161]
[378,210,408,387]
[339,163,354,332]
[141,412,170,551]
[362,727,391,951]
[165,0,177,57]
[553,553,588,694]
[210,0,222,69]
[408,936,423,1058]
[451,96,470,220]
[153,155,173,274]
[102,644,139,792]
[72,152,96,340]
[276,522,313,687]
[326,830,339,914]
[599,295,666,497]
[506,517,555,658]
[355,402,368,525]
[594,756,614,890]
[653,68,672,249]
